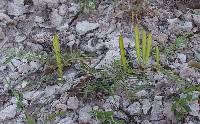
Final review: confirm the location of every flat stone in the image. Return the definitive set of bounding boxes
[34,16,44,23]
[78,105,92,123]
[67,97,79,110]
[0,104,17,121]
[141,99,151,114]
[127,102,141,115]
[51,9,63,27]
[44,85,60,97]
[193,14,200,27]
[136,90,148,98]
[95,50,120,69]
[103,95,120,111]
[177,53,187,63]
[7,2,25,16]
[189,100,200,118]
[150,96,164,121]
[0,13,12,25]
[59,4,67,16]
[58,117,75,124]
[0,27,5,40]
[76,21,100,35]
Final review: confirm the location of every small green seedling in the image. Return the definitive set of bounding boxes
[133,24,152,67]
[146,32,152,64]
[142,30,147,65]
[118,34,128,71]
[134,24,141,64]
[53,34,63,80]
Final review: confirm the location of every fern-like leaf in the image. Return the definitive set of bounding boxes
[119,34,128,71]
[142,30,147,65]
[146,32,152,64]
[53,34,63,80]
[134,24,140,65]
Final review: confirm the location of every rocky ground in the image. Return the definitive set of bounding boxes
[0,0,200,124]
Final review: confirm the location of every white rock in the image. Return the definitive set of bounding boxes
[68,3,78,13]
[0,104,17,121]
[0,27,5,40]
[103,95,120,111]
[29,61,40,69]
[106,33,134,50]
[189,100,200,118]
[44,85,60,97]
[142,120,152,124]
[168,18,193,34]
[11,59,21,67]
[76,21,100,35]
[78,105,92,123]
[136,90,148,98]
[55,103,67,111]
[68,34,76,41]
[0,13,12,25]
[67,97,79,110]
[177,53,186,63]
[59,4,67,16]
[193,14,200,27]
[141,99,151,114]
[23,91,44,101]
[127,102,141,115]
[13,0,24,5]
[56,22,69,31]
[32,0,59,8]
[51,9,63,27]
[34,16,44,23]
[15,35,26,43]
[150,96,164,121]
[95,50,120,69]
[179,66,199,78]
[7,2,25,16]
[21,81,28,88]
[17,62,30,74]
[58,117,75,124]
[26,42,43,51]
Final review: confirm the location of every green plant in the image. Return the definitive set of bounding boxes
[172,85,200,120]
[172,95,192,120]
[25,111,36,124]
[53,34,63,80]
[165,36,187,56]
[3,48,48,64]
[12,89,36,124]
[81,60,132,97]
[44,111,66,124]
[142,30,147,65]
[77,0,96,12]
[133,24,152,66]
[146,32,152,64]
[12,90,23,109]
[158,66,184,83]
[134,24,141,64]
[119,34,128,71]
[93,110,126,124]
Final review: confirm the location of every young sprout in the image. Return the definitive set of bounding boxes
[142,29,147,65]
[146,32,152,64]
[134,24,140,65]
[53,34,63,80]
[118,34,128,71]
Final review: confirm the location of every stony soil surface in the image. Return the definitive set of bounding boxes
[0,0,200,124]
